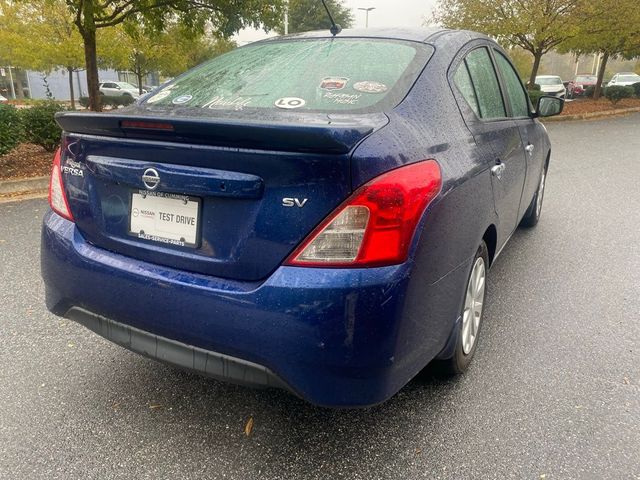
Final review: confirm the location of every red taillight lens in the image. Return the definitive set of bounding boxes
[49,148,74,221]
[285,160,442,267]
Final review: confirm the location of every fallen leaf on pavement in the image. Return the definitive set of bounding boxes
[244,417,254,437]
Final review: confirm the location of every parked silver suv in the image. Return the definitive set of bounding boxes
[98,81,145,99]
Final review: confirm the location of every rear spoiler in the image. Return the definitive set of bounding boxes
[55,111,388,154]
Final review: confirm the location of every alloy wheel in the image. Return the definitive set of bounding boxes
[461,257,486,355]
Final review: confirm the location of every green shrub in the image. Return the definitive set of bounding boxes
[78,95,135,109]
[527,83,541,92]
[108,95,135,107]
[19,101,65,152]
[528,90,544,108]
[631,82,640,98]
[583,85,596,98]
[604,85,634,105]
[0,103,23,155]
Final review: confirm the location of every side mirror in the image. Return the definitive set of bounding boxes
[535,95,564,118]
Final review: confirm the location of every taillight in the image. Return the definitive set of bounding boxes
[49,148,74,221]
[285,160,441,267]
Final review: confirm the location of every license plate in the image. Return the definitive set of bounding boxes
[129,190,201,247]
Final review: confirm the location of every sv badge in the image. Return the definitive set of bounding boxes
[282,197,308,208]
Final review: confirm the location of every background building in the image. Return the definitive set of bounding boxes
[0,67,159,101]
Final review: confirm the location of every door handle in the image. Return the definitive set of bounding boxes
[525,144,535,156]
[491,163,505,180]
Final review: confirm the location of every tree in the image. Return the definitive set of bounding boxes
[277,0,353,35]
[101,23,235,92]
[146,28,236,78]
[506,47,534,80]
[64,0,285,111]
[432,0,584,86]
[0,0,38,98]
[34,1,86,108]
[559,0,640,99]
[0,0,82,108]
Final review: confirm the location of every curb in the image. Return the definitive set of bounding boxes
[0,176,49,195]
[542,107,640,122]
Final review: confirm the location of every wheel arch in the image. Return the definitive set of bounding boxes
[482,224,497,267]
[545,148,551,168]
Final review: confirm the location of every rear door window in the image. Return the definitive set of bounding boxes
[464,48,506,119]
[143,39,433,113]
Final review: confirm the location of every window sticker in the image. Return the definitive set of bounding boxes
[146,89,172,103]
[201,95,252,110]
[319,77,349,90]
[172,94,193,105]
[323,92,361,105]
[274,97,306,109]
[353,81,388,94]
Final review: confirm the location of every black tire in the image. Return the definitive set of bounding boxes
[439,241,489,375]
[520,162,548,228]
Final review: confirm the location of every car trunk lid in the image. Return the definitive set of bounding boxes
[55,111,387,281]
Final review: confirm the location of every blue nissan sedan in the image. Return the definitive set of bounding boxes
[42,28,563,407]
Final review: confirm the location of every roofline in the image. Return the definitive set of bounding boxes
[255,27,451,45]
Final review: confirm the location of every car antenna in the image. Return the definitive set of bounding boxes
[321,0,342,36]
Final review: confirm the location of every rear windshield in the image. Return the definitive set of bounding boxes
[142,38,432,113]
[575,76,596,83]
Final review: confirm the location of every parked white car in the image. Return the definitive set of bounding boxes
[98,81,145,99]
[607,73,640,87]
[535,75,566,98]
[0,93,8,103]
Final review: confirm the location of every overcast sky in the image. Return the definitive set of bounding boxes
[235,0,440,44]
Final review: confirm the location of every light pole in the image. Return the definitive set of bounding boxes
[358,7,375,28]
[7,66,16,99]
[284,0,289,35]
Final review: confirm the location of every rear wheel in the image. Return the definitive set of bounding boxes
[440,241,489,374]
[520,163,547,228]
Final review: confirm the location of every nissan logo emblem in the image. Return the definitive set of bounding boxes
[142,168,160,190]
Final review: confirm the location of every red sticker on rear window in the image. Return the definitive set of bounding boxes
[320,77,349,90]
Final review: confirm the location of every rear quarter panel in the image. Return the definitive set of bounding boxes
[350,33,498,373]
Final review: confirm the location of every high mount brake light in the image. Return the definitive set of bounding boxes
[49,148,74,221]
[285,160,442,267]
[121,120,174,131]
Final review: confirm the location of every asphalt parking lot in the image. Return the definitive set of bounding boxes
[1,113,639,479]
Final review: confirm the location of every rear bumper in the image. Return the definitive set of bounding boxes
[41,211,427,407]
[66,306,288,390]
